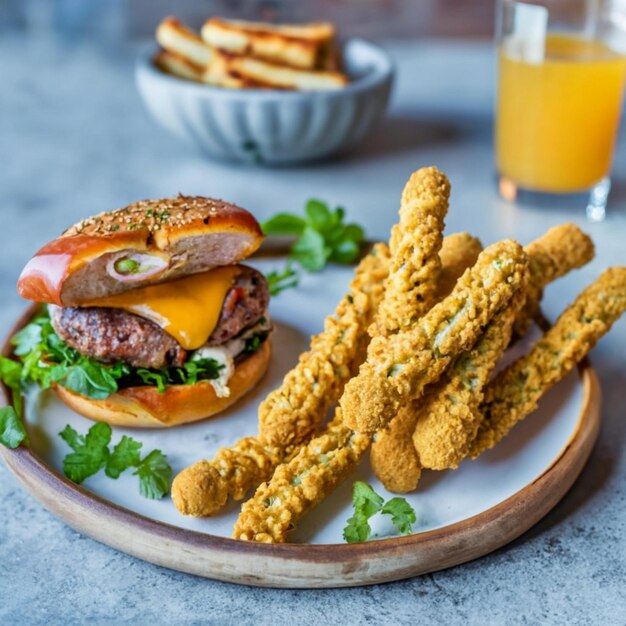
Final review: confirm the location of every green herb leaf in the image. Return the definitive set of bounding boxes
[105,435,143,479]
[291,226,330,271]
[261,213,306,236]
[381,497,417,535]
[352,481,384,518]
[59,424,85,451]
[0,407,27,448]
[342,481,384,543]
[304,199,332,231]
[0,356,24,417]
[133,450,172,499]
[135,368,167,393]
[343,512,372,544]
[51,358,119,400]
[11,318,45,356]
[263,199,365,278]
[58,424,171,499]
[343,482,417,543]
[60,422,112,484]
[266,264,299,296]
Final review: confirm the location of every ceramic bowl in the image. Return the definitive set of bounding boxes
[135,39,394,165]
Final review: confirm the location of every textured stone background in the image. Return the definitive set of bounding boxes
[0,21,625,626]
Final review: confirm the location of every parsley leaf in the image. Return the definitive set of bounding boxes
[381,497,417,535]
[343,481,417,543]
[0,407,27,449]
[353,481,384,517]
[261,213,306,236]
[0,356,24,417]
[105,435,142,479]
[266,263,299,296]
[60,422,112,484]
[261,199,365,276]
[292,226,330,271]
[11,315,47,356]
[134,450,172,499]
[50,358,120,400]
[343,481,383,543]
[59,424,172,499]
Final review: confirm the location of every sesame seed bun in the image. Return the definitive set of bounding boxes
[17,196,264,306]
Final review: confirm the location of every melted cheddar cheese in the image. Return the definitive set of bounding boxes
[86,266,240,350]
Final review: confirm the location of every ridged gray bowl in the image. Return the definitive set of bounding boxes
[135,39,394,165]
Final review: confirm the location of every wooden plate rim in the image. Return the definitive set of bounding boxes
[0,305,602,587]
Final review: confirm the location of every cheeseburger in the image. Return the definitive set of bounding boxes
[16,196,272,427]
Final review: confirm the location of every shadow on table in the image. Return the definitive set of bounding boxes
[342,112,492,163]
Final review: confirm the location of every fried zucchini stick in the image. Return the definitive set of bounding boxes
[171,245,390,516]
[234,240,528,542]
[258,245,390,447]
[514,223,595,337]
[411,224,595,476]
[411,296,523,473]
[370,232,483,492]
[235,410,370,543]
[341,239,529,434]
[470,267,626,456]
[372,166,449,336]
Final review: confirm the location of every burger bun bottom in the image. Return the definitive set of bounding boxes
[53,341,271,428]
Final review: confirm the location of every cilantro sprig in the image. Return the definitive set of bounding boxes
[59,422,172,499]
[343,481,417,543]
[262,199,365,296]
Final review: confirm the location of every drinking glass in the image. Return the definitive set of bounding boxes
[495,0,626,220]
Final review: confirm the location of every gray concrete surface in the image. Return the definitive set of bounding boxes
[0,33,625,626]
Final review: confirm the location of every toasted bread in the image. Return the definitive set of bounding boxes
[201,17,335,70]
[154,50,204,82]
[156,17,213,68]
[17,196,264,306]
[205,51,348,91]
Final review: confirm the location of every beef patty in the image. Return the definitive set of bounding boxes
[50,266,269,369]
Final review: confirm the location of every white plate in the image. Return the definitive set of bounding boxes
[1,260,600,587]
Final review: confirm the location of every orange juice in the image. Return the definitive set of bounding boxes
[496,34,626,193]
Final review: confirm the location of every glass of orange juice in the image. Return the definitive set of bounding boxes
[495,0,626,220]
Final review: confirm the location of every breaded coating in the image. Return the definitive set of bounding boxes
[374,167,449,336]
[470,267,626,456]
[370,402,424,493]
[172,439,283,517]
[341,239,529,434]
[371,232,483,492]
[171,245,390,517]
[234,411,371,543]
[234,242,528,542]
[409,225,594,478]
[514,223,594,337]
[436,233,483,300]
[413,294,522,471]
[259,244,390,447]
